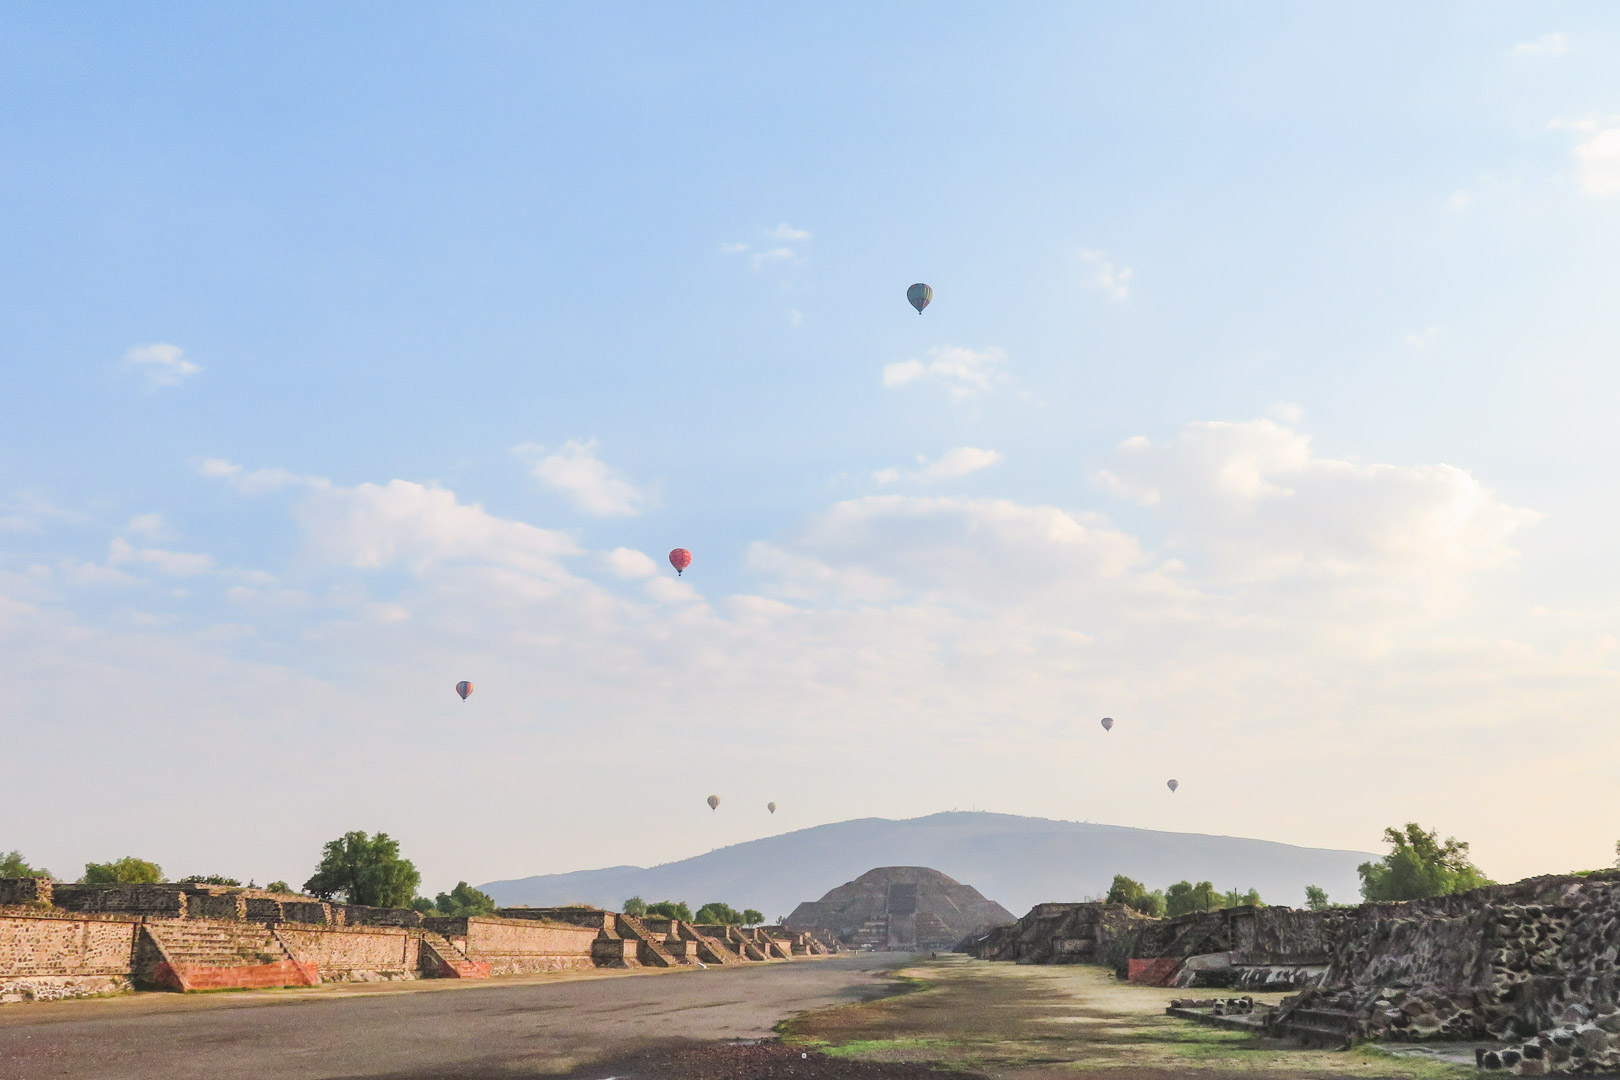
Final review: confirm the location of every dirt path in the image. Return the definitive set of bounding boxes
[783,957,1478,1080]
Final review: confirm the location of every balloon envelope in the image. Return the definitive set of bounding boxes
[1100,717,1114,732]
[706,795,720,811]
[906,282,932,314]
[1167,779,1179,793]
[456,681,472,701]
[767,802,777,814]
[669,548,693,576]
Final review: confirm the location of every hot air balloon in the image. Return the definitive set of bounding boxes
[906,283,932,314]
[767,802,777,814]
[1167,779,1179,793]
[669,548,692,576]
[706,795,720,811]
[1100,717,1114,732]
[456,681,473,701]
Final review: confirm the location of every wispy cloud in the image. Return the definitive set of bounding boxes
[882,345,1011,399]
[1550,116,1620,197]
[1080,249,1133,301]
[751,247,796,271]
[1514,33,1568,56]
[514,439,646,516]
[768,223,812,241]
[1403,326,1442,349]
[874,446,1004,484]
[125,343,201,387]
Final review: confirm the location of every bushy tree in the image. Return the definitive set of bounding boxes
[429,882,495,917]
[1,850,50,879]
[1105,874,1166,916]
[1221,887,1263,908]
[1304,885,1333,910]
[1164,880,1222,916]
[179,874,242,886]
[646,900,693,921]
[742,909,764,926]
[302,831,420,908]
[623,896,647,916]
[266,881,292,894]
[83,857,163,884]
[1357,823,1493,902]
[695,901,745,925]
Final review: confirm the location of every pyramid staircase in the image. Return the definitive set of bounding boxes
[420,931,490,979]
[140,920,318,991]
[614,914,683,967]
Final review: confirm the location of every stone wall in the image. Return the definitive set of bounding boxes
[0,878,52,907]
[424,916,597,975]
[0,910,139,1003]
[272,925,420,981]
[51,884,188,918]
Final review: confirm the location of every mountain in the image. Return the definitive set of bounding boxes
[478,812,1376,920]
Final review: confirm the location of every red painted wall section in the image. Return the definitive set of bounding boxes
[153,959,319,991]
[1127,957,1183,986]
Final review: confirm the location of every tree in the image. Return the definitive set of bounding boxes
[646,900,693,921]
[1105,874,1166,916]
[430,882,495,917]
[695,901,747,925]
[266,881,292,894]
[742,909,764,926]
[1164,880,1222,916]
[83,857,163,884]
[623,896,647,916]
[1304,885,1333,911]
[179,875,241,886]
[1220,887,1263,908]
[302,831,420,908]
[1357,823,1493,902]
[1,851,50,879]
[1613,841,1619,869]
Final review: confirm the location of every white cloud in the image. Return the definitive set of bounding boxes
[515,440,646,517]
[1267,402,1304,424]
[125,343,201,387]
[604,547,659,579]
[788,309,804,327]
[1080,249,1133,301]
[199,458,303,495]
[768,223,812,241]
[882,345,1011,399]
[125,513,171,539]
[1514,33,1568,55]
[1550,116,1620,197]
[1403,326,1442,348]
[751,247,796,271]
[107,537,215,576]
[874,447,1004,484]
[719,242,749,254]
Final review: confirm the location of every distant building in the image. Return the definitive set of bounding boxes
[783,866,1013,951]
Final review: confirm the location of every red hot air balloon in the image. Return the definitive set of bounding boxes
[669,548,692,576]
[456,681,473,701]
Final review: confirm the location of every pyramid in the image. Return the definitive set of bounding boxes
[783,866,1013,950]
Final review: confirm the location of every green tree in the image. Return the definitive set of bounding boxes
[1357,823,1493,902]
[1220,887,1263,908]
[302,831,420,908]
[645,900,693,921]
[623,896,647,916]
[266,881,292,894]
[431,881,495,917]
[742,908,764,926]
[83,857,163,884]
[1,850,50,879]
[1304,885,1333,910]
[179,874,241,886]
[695,901,744,925]
[1164,880,1222,916]
[1105,874,1166,916]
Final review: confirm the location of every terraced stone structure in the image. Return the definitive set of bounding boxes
[785,866,1013,950]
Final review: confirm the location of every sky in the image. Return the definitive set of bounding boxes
[3,2,1619,900]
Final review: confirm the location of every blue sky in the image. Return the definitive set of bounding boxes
[3,3,1619,899]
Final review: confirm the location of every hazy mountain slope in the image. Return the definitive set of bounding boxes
[479,812,1375,920]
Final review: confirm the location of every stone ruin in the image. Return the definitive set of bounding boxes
[958,869,1620,1073]
[784,866,1013,951]
[1,877,832,1004]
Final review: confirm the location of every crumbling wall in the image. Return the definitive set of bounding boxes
[273,925,419,981]
[0,910,138,1003]
[50,884,187,918]
[424,916,597,975]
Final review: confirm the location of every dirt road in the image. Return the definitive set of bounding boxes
[0,955,914,1080]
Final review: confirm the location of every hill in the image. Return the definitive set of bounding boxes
[478,812,1375,920]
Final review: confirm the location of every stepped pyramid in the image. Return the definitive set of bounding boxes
[784,866,1012,950]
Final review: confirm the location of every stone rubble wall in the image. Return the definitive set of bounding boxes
[423,916,597,975]
[0,909,141,1003]
[272,924,421,982]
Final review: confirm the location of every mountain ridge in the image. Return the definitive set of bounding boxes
[479,812,1376,919]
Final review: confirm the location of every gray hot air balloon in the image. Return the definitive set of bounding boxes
[456,681,472,701]
[707,795,720,811]
[767,802,777,814]
[906,282,932,314]
[1166,779,1179,793]
[1100,717,1114,732]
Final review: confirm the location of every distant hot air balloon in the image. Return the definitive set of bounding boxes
[1100,717,1114,732]
[707,795,720,811]
[767,802,777,814]
[906,283,933,314]
[1167,779,1179,793]
[456,681,473,701]
[669,548,693,576]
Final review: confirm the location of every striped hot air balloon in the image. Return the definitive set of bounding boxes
[906,282,932,314]
[456,681,473,701]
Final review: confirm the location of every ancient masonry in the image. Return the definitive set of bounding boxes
[784,866,1013,951]
[0,877,832,1004]
[958,869,1620,1074]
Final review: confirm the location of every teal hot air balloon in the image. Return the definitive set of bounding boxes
[906,283,932,314]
